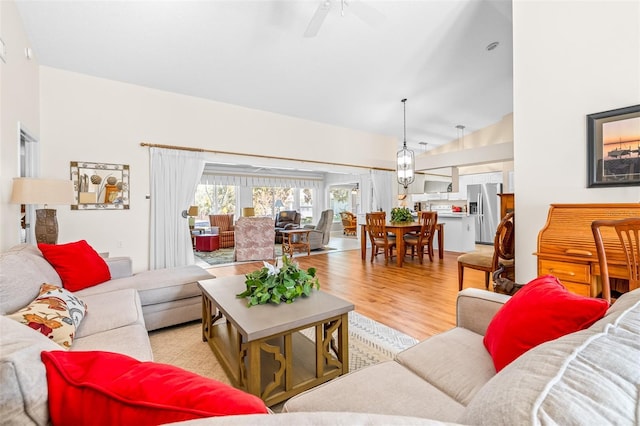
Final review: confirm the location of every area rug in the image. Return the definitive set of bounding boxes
[194,244,337,266]
[150,311,419,386]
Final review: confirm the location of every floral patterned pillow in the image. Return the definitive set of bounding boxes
[7,283,87,349]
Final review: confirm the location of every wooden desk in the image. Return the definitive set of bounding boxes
[536,203,640,297]
[360,222,444,267]
[281,228,311,258]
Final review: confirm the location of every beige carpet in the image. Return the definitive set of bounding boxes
[149,311,418,388]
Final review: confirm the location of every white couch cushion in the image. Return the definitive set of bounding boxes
[283,361,465,421]
[72,324,153,361]
[395,327,495,406]
[76,265,212,305]
[74,288,145,338]
[459,296,640,425]
[0,244,61,315]
[166,412,456,425]
[0,315,60,426]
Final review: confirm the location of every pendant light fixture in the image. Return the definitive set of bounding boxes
[397,98,415,190]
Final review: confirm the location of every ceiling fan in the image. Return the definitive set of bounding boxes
[303,0,384,38]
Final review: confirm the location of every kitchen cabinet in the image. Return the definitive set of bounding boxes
[498,193,514,219]
[434,214,475,253]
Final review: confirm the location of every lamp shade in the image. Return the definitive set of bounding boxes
[187,206,199,217]
[11,178,75,206]
[242,207,255,217]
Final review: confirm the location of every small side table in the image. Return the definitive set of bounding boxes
[280,229,311,258]
[195,234,220,252]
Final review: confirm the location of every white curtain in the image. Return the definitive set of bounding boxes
[370,170,394,216]
[358,173,372,215]
[201,172,323,189]
[150,148,205,269]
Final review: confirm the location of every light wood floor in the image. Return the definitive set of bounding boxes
[205,240,492,341]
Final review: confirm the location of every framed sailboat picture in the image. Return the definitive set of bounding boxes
[587,104,640,187]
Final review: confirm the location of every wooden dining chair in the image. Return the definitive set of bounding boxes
[591,217,640,303]
[404,211,438,263]
[366,212,396,264]
[457,211,514,291]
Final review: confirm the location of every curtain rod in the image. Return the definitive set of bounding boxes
[140,142,394,172]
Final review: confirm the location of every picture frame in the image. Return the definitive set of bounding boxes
[587,104,640,188]
[70,161,130,210]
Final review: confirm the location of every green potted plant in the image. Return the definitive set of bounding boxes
[236,256,320,306]
[390,207,413,223]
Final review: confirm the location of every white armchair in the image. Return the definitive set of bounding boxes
[304,209,333,251]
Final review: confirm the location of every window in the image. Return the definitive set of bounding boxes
[195,184,236,218]
[329,187,351,222]
[253,187,294,217]
[299,188,313,224]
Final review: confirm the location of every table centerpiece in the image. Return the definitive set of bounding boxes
[236,256,320,307]
[391,207,413,223]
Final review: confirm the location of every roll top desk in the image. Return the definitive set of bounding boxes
[536,203,640,297]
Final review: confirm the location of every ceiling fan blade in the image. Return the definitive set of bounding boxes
[346,0,385,28]
[304,0,332,38]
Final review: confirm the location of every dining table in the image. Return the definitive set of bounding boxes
[360,222,445,267]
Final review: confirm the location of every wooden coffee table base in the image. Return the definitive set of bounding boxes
[201,294,350,406]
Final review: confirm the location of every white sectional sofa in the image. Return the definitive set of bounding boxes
[3,241,639,425]
[182,286,640,425]
[0,243,212,425]
[278,286,640,425]
[1,244,213,331]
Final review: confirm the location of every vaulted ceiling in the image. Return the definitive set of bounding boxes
[16,0,513,151]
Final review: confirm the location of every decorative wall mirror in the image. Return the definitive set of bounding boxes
[70,161,130,210]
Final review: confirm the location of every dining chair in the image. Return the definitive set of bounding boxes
[591,217,640,303]
[457,211,514,291]
[404,211,438,263]
[366,212,396,264]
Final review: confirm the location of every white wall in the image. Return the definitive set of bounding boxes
[6,0,639,279]
[38,67,396,271]
[0,1,40,250]
[513,0,640,281]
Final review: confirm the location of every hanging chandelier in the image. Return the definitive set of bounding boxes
[397,98,415,190]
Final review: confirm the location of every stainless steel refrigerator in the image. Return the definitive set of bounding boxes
[467,183,502,244]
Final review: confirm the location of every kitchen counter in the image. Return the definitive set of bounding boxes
[432,213,475,253]
[436,212,469,218]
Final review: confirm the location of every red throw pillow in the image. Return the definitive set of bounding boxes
[38,240,110,291]
[41,351,268,426]
[483,275,609,372]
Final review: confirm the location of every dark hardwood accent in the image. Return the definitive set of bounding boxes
[536,203,640,298]
[206,248,490,341]
[498,193,514,219]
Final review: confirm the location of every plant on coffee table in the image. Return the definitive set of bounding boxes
[237,256,320,307]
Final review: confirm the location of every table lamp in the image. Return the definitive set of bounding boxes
[187,206,199,227]
[10,177,75,244]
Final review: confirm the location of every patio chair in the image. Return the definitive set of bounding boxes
[340,211,357,236]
